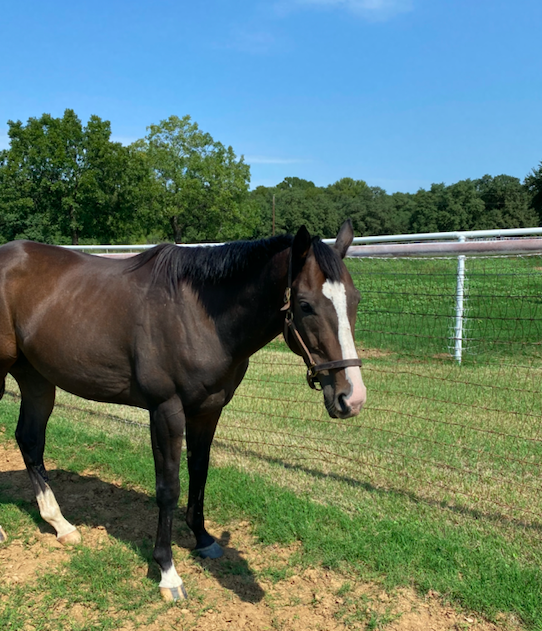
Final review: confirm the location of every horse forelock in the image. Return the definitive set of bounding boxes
[126,235,294,293]
[310,238,343,282]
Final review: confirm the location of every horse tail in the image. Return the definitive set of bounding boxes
[0,377,4,401]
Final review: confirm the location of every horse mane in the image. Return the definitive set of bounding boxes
[126,233,343,294]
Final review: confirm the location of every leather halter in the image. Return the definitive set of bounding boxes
[281,249,362,391]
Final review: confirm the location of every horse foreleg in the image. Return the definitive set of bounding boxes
[0,525,6,543]
[150,395,187,601]
[12,363,80,544]
[185,410,223,560]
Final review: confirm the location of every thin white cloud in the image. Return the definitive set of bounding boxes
[288,0,413,20]
[246,155,310,165]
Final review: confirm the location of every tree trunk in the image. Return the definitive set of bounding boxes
[170,215,183,243]
[69,205,79,245]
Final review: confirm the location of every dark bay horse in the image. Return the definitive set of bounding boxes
[0,220,366,600]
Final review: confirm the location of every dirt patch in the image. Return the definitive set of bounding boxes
[0,443,519,630]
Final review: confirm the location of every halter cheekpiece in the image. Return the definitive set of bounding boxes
[282,248,362,390]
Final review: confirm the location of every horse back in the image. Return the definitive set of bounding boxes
[0,241,147,404]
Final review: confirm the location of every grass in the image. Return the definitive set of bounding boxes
[1,353,541,628]
[1,253,542,628]
[223,349,542,526]
[0,537,164,631]
[348,255,542,363]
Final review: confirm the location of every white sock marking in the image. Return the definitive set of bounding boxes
[36,485,78,539]
[322,280,366,412]
[160,564,185,589]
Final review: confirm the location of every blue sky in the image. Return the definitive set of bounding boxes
[1,0,541,193]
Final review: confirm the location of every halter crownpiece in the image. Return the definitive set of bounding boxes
[282,248,362,391]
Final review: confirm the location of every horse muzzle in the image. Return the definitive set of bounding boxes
[323,376,366,419]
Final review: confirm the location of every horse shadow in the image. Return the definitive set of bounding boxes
[0,467,265,603]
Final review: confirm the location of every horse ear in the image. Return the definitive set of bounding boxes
[334,219,354,259]
[292,225,311,262]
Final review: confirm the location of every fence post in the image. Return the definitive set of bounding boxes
[454,235,466,363]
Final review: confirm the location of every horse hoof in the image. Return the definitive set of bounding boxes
[57,528,82,545]
[160,584,188,601]
[196,541,223,559]
[0,526,7,544]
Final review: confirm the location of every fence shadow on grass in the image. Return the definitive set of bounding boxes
[0,467,265,603]
[217,441,542,533]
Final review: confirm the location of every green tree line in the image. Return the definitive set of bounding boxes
[0,110,256,245]
[1,109,542,244]
[252,172,542,239]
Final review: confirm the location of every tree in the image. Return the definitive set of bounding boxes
[388,192,414,234]
[410,181,490,233]
[474,175,537,229]
[250,177,340,238]
[525,162,542,226]
[0,146,53,243]
[326,178,372,236]
[133,115,256,243]
[446,179,485,230]
[0,110,142,244]
[408,187,441,234]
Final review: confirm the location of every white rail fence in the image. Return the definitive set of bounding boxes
[54,227,542,523]
[346,228,542,363]
[70,226,542,364]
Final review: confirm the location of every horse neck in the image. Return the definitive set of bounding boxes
[211,248,289,361]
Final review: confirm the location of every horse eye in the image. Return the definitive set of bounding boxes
[300,301,314,314]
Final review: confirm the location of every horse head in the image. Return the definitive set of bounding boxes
[283,220,367,419]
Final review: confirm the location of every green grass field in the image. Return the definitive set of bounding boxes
[349,254,542,362]
[1,253,542,629]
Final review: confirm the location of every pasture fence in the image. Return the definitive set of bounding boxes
[223,228,542,527]
[38,230,542,527]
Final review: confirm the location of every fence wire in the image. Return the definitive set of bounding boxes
[216,254,542,526]
[3,253,541,527]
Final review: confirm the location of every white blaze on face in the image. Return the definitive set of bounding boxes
[322,280,366,413]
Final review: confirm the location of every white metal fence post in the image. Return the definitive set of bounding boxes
[454,235,467,363]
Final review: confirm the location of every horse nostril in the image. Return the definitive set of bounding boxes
[337,393,350,415]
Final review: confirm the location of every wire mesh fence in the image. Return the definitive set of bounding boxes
[3,250,541,527]
[216,253,542,526]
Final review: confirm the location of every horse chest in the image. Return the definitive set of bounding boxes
[179,360,249,417]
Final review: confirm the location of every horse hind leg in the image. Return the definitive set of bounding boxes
[0,317,18,543]
[1,365,12,542]
[0,375,5,541]
[11,360,81,545]
[0,371,8,545]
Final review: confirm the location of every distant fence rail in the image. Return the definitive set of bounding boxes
[57,228,542,525]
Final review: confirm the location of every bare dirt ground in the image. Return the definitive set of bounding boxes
[0,443,521,631]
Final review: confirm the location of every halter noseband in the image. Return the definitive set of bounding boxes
[281,250,362,391]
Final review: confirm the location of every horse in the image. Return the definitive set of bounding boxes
[0,220,366,600]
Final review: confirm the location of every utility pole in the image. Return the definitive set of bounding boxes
[272,194,275,236]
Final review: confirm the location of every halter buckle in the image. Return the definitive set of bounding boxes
[281,287,291,312]
[306,366,322,390]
